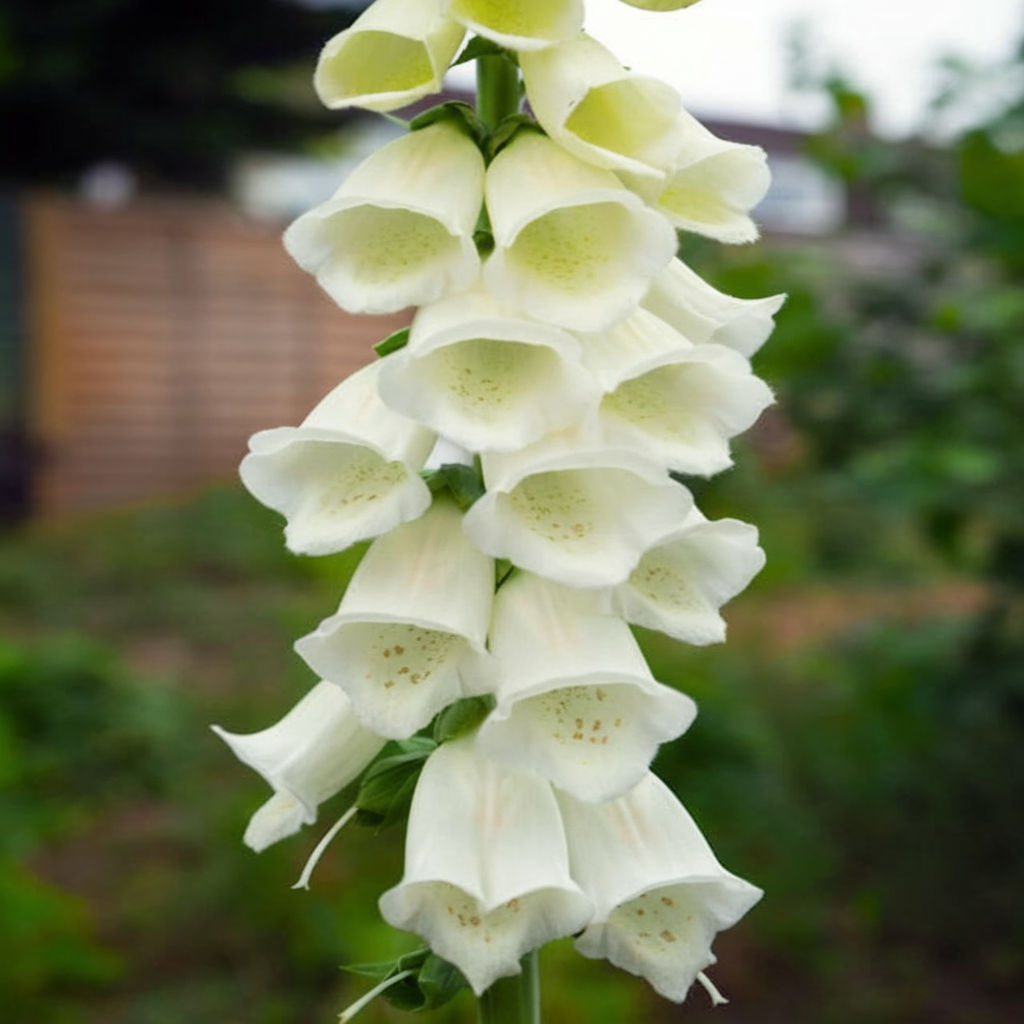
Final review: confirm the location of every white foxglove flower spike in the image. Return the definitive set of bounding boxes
[557,772,762,1002]
[295,498,495,739]
[239,360,434,556]
[613,507,766,645]
[484,132,677,331]
[464,422,693,588]
[642,258,786,358]
[377,279,599,453]
[314,0,464,113]
[446,0,583,52]
[477,573,697,802]
[211,682,385,852]
[284,123,484,314]
[581,309,775,477]
[520,34,683,180]
[379,737,593,994]
[623,111,770,244]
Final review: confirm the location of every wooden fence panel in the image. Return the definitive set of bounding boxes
[25,195,408,518]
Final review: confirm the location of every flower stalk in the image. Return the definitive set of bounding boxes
[477,950,540,1024]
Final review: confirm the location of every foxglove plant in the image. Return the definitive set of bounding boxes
[217,0,783,1020]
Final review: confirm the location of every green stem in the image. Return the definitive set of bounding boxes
[475,52,520,131]
[477,950,540,1024]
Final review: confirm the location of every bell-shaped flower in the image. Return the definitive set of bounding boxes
[377,279,599,453]
[446,0,583,52]
[520,34,683,180]
[284,123,484,314]
[239,360,434,556]
[476,573,696,802]
[483,132,677,332]
[314,0,464,113]
[558,772,762,1002]
[212,682,386,852]
[623,111,769,244]
[581,308,774,477]
[463,422,693,589]
[379,737,593,994]
[619,0,703,9]
[642,257,786,357]
[295,498,495,738]
[612,507,765,645]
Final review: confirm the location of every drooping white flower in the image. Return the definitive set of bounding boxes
[477,573,697,802]
[484,131,677,331]
[557,771,762,1002]
[377,279,599,453]
[314,0,465,113]
[642,257,786,357]
[239,360,434,556]
[580,308,774,477]
[463,422,693,589]
[520,34,682,180]
[622,111,770,244]
[212,682,385,852]
[284,123,484,314]
[612,507,765,645]
[379,737,593,994]
[446,0,583,51]
[295,498,495,739]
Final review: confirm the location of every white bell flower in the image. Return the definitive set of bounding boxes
[314,0,464,113]
[294,499,495,739]
[484,132,677,331]
[557,772,762,1002]
[378,737,593,995]
[612,507,766,645]
[284,123,484,314]
[446,0,583,52]
[520,34,682,180]
[212,682,385,852]
[622,111,770,244]
[377,279,599,453]
[642,257,786,357]
[476,573,696,802]
[238,360,434,556]
[463,422,693,588]
[580,309,774,477]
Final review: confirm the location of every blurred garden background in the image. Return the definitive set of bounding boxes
[1,1,1023,1022]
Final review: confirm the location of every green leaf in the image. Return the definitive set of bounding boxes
[433,695,495,744]
[410,101,488,149]
[355,741,435,831]
[374,327,409,357]
[382,954,468,1012]
[342,947,430,980]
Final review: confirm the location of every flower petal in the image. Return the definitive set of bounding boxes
[642,258,786,357]
[378,281,598,452]
[558,772,762,1002]
[379,737,592,994]
[476,573,696,801]
[613,508,766,644]
[239,361,434,556]
[284,123,484,313]
[447,0,583,51]
[212,682,385,851]
[295,499,495,738]
[314,0,464,113]
[521,34,682,179]
[484,132,677,331]
[464,424,693,588]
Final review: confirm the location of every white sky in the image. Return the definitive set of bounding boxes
[447,0,1023,136]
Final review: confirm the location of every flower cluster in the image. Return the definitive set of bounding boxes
[215,0,784,1012]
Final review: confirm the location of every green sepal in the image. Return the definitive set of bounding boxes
[410,101,488,149]
[451,35,515,69]
[354,737,435,831]
[421,463,486,510]
[487,113,542,161]
[433,695,495,744]
[341,948,467,1013]
[495,559,515,588]
[374,327,410,357]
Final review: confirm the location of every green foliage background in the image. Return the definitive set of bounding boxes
[2,35,1023,1024]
